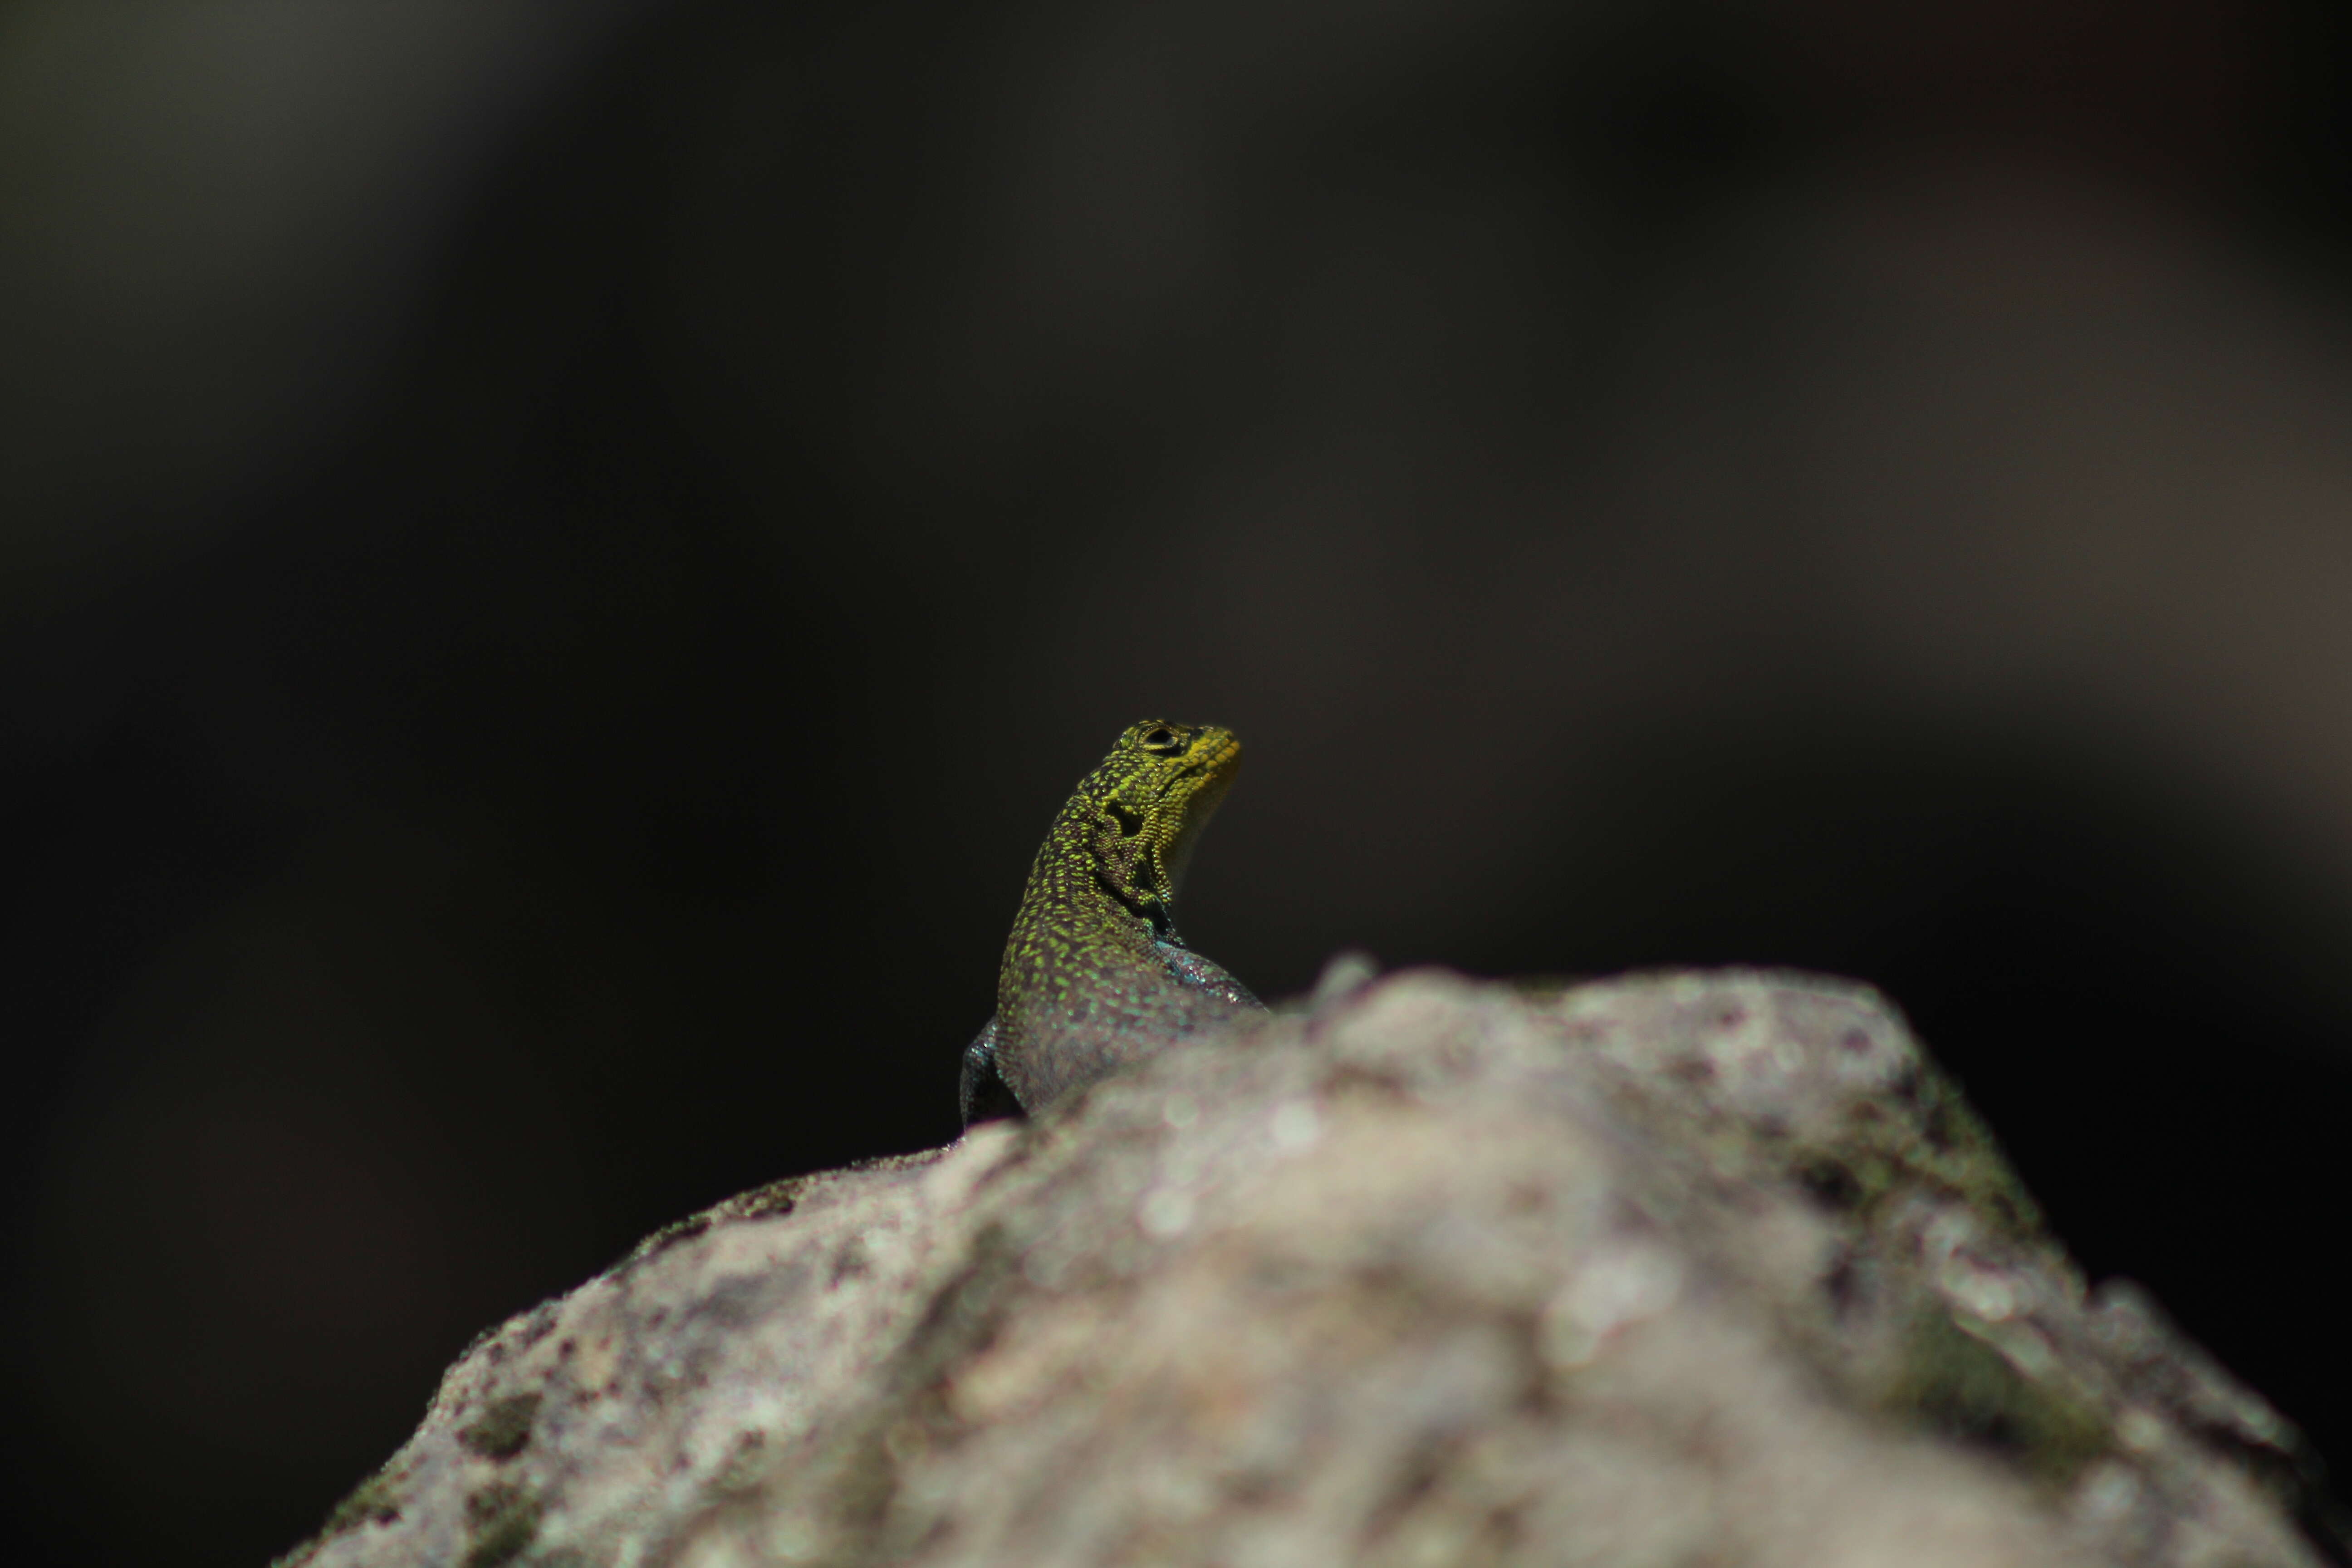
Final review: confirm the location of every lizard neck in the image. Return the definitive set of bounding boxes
[1020,800,1172,945]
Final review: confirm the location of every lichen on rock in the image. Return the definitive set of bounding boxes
[274,968,2338,1568]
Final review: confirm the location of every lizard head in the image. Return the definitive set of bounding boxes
[1080,720,1244,925]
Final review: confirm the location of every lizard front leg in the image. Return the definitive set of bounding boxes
[1156,941,1262,1010]
[959,1016,1024,1125]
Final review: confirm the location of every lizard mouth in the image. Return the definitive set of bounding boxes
[1168,731,1239,781]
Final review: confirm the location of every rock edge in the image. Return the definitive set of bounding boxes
[277,968,2338,1568]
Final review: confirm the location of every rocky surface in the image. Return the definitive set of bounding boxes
[278,966,2338,1568]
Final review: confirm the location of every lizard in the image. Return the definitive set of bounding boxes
[960,719,1265,1123]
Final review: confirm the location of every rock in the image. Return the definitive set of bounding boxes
[276,968,2338,1568]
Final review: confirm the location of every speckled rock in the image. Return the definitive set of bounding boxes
[277,967,2337,1568]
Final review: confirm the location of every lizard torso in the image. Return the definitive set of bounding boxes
[960,720,1264,1122]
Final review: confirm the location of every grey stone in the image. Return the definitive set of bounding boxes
[278,968,2335,1568]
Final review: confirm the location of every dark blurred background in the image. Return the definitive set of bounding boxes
[5,0,2352,1561]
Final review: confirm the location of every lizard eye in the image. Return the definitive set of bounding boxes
[1137,725,1183,754]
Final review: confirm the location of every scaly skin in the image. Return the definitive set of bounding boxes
[961,720,1264,1122]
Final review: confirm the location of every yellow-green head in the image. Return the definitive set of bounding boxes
[1063,719,1243,927]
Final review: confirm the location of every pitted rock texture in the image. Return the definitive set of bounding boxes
[279,969,2335,1568]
